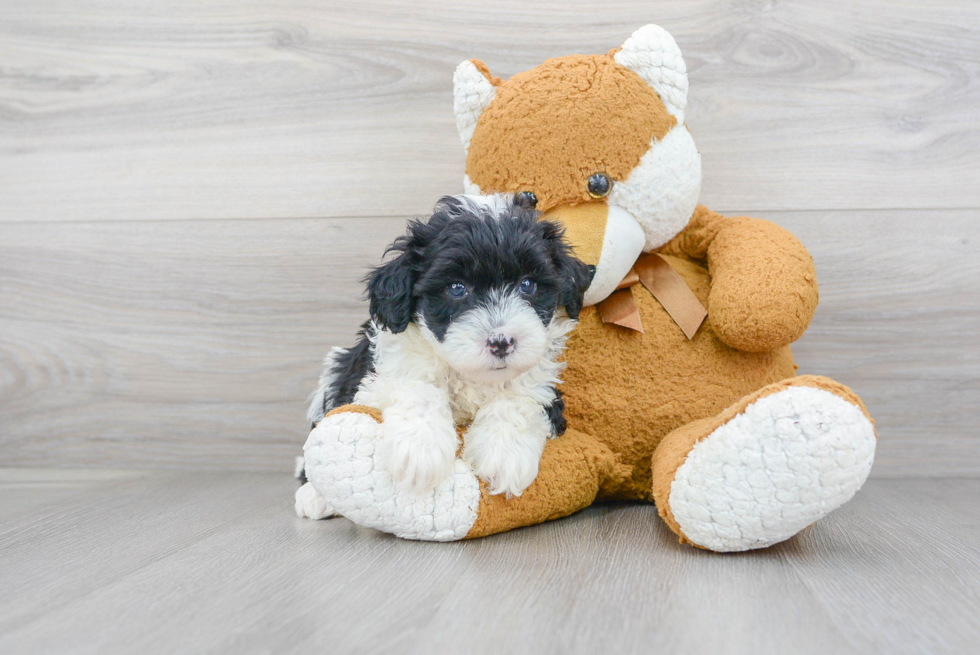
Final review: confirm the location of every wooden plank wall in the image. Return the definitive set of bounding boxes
[1,0,978,476]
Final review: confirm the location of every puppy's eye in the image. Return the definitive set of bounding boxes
[515,191,538,209]
[519,278,537,295]
[587,173,612,199]
[447,282,468,298]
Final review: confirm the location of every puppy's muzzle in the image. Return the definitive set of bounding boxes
[487,334,516,359]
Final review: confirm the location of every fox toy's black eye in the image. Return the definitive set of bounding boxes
[515,191,538,209]
[587,173,612,198]
[519,278,537,295]
[447,282,468,298]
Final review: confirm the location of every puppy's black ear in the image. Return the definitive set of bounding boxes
[366,248,417,334]
[541,220,592,320]
[556,253,592,320]
[366,254,415,333]
[365,213,445,333]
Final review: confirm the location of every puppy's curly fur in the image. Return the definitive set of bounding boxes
[302,194,590,498]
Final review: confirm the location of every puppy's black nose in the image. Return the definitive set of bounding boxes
[487,335,516,359]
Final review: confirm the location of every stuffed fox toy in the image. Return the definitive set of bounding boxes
[298,24,877,551]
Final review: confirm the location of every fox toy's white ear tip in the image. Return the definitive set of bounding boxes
[614,24,688,123]
[453,60,497,151]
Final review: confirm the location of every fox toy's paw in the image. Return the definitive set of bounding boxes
[654,377,876,552]
[302,406,481,541]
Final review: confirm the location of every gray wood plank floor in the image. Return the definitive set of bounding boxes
[1,469,978,655]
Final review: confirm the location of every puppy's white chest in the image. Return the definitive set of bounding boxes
[446,378,498,426]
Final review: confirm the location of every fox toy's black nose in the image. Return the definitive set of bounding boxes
[487,335,516,359]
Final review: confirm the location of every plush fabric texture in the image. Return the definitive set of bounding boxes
[662,207,821,352]
[651,376,875,549]
[542,203,647,307]
[453,60,498,151]
[605,126,702,251]
[304,407,482,541]
[465,428,631,539]
[541,202,608,267]
[466,54,676,213]
[559,251,800,502]
[613,24,689,122]
[301,23,877,552]
[668,385,875,551]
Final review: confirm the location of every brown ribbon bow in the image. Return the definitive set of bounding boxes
[596,252,707,339]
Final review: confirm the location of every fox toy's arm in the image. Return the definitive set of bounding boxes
[658,205,819,352]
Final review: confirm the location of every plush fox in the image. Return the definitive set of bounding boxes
[298,24,877,551]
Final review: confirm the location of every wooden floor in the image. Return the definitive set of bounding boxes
[0,469,978,655]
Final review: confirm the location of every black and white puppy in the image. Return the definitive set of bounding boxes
[305,194,591,497]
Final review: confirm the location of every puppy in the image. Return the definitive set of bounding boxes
[303,194,591,498]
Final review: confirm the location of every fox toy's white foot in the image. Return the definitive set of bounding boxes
[665,384,876,552]
[302,409,481,541]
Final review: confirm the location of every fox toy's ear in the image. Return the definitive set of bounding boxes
[453,59,498,151]
[614,24,689,123]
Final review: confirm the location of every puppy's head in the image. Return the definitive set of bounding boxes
[367,194,591,383]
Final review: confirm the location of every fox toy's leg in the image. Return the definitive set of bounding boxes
[651,375,877,552]
[465,427,631,539]
[300,405,628,541]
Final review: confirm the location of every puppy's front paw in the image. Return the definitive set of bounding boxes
[381,418,458,494]
[463,405,549,498]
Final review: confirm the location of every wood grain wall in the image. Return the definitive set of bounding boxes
[1,0,978,476]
